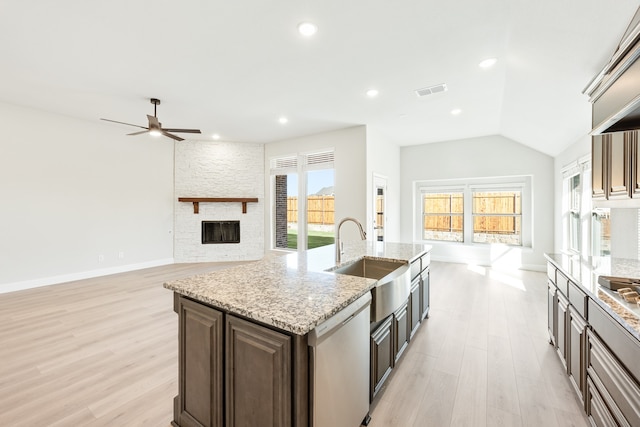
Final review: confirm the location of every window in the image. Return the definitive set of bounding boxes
[416,177,531,247]
[472,190,522,245]
[422,192,463,242]
[561,155,591,256]
[568,174,581,253]
[271,150,335,251]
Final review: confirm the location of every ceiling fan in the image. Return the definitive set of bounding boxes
[101,98,201,141]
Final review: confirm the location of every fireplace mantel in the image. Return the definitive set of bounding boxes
[178,197,259,214]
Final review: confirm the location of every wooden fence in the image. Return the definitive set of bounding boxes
[423,192,521,234]
[287,196,335,225]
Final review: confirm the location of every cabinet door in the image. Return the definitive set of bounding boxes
[547,281,556,346]
[393,302,409,364]
[176,296,224,427]
[608,131,631,198]
[420,268,430,320]
[370,317,394,401]
[409,280,421,339]
[632,131,640,197]
[568,307,587,406]
[592,135,607,199]
[556,293,568,369]
[226,315,292,427]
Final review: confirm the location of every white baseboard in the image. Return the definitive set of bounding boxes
[430,255,545,272]
[0,258,175,294]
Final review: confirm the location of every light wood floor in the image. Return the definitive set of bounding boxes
[0,261,588,426]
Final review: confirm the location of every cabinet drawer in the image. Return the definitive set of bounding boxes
[556,270,569,297]
[588,299,640,382]
[421,253,430,271]
[568,280,587,318]
[410,258,421,281]
[547,263,556,284]
[587,377,618,427]
[587,329,640,427]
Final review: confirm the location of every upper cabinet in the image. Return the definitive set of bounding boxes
[586,8,640,206]
[591,131,639,203]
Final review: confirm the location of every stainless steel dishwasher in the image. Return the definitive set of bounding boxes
[308,292,372,427]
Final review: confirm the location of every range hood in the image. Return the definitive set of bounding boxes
[586,8,640,135]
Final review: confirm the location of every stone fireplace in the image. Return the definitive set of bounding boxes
[173,141,265,262]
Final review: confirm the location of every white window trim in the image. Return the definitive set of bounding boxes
[270,148,335,251]
[414,176,533,248]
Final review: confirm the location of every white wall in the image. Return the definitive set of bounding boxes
[174,141,264,262]
[264,126,367,249]
[400,135,554,270]
[366,127,401,242]
[0,102,175,292]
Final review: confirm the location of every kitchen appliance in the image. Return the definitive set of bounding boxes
[308,292,372,427]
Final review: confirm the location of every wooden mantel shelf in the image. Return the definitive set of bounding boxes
[178,197,258,214]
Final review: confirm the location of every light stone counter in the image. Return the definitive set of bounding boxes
[545,253,640,340]
[164,241,431,335]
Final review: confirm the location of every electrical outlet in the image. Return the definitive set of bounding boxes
[98,254,105,263]
[118,251,124,259]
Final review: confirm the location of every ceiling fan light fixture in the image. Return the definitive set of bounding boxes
[149,128,162,137]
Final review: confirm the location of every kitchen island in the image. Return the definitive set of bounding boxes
[164,241,430,427]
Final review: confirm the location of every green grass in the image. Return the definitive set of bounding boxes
[287,230,335,249]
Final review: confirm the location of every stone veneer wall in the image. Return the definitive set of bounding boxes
[174,141,265,262]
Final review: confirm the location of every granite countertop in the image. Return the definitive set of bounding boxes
[545,253,640,340]
[164,241,431,335]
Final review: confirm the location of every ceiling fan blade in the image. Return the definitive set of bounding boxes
[100,118,147,129]
[163,128,202,134]
[127,130,150,136]
[161,130,184,141]
[147,115,161,128]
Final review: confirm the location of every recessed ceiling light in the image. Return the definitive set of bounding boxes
[366,89,379,98]
[479,58,497,69]
[451,108,462,115]
[212,134,220,140]
[297,22,317,37]
[279,116,288,124]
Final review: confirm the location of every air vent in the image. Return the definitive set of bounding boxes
[415,83,448,97]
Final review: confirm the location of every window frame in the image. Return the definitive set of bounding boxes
[420,188,465,242]
[414,176,532,248]
[270,149,335,251]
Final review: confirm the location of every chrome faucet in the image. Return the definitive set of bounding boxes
[335,217,367,263]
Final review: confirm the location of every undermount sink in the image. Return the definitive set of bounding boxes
[329,257,411,322]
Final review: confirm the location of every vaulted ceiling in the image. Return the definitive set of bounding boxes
[1,0,639,156]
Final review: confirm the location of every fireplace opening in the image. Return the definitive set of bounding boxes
[202,221,240,244]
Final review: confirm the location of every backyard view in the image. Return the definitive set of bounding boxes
[287,194,335,249]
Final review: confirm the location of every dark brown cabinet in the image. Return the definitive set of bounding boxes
[175,296,224,427]
[547,281,556,346]
[586,329,640,427]
[226,315,292,427]
[592,130,640,201]
[608,131,631,199]
[370,316,393,400]
[556,292,568,369]
[393,301,409,364]
[409,280,421,339]
[568,306,587,405]
[632,131,640,197]
[420,267,430,320]
[592,135,607,199]
[173,295,297,427]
